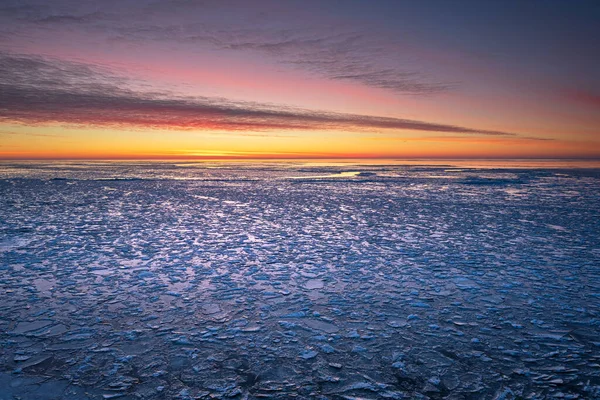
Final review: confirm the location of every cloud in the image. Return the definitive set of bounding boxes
[364,135,554,144]
[0,130,65,137]
[173,29,453,94]
[0,52,513,136]
[563,89,600,108]
[0,0,452,95]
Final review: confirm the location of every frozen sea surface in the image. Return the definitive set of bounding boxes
[0,161,599,399]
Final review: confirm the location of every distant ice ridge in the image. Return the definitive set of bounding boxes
[0,162,599,399]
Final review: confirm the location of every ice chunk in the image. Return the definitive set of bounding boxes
[304,279,324,289]
[299,350,318,359]
[303,319,339,333]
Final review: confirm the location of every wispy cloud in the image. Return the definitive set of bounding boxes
[364,136,554,144]
[563,89,600,108]
[228,31,452,94]
[0,130,65,137]
[0,52,514,136]
[0,0,451,95]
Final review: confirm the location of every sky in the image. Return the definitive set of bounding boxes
[0,0,599,159]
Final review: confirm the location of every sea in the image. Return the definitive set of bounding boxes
[1,159,599,399]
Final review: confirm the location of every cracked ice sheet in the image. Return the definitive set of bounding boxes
[0,162,599,399]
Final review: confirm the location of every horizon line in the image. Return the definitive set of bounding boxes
[2,156,600,161]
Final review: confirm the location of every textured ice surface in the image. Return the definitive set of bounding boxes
[1,162,599,399]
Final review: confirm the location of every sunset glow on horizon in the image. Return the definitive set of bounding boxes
[1,0,599,159]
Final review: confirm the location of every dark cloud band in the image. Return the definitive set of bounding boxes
[0,52,514,136]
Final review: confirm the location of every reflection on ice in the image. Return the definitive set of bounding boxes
[304,279,325,290]
[0,162,599,399]
[290,171,363,179]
